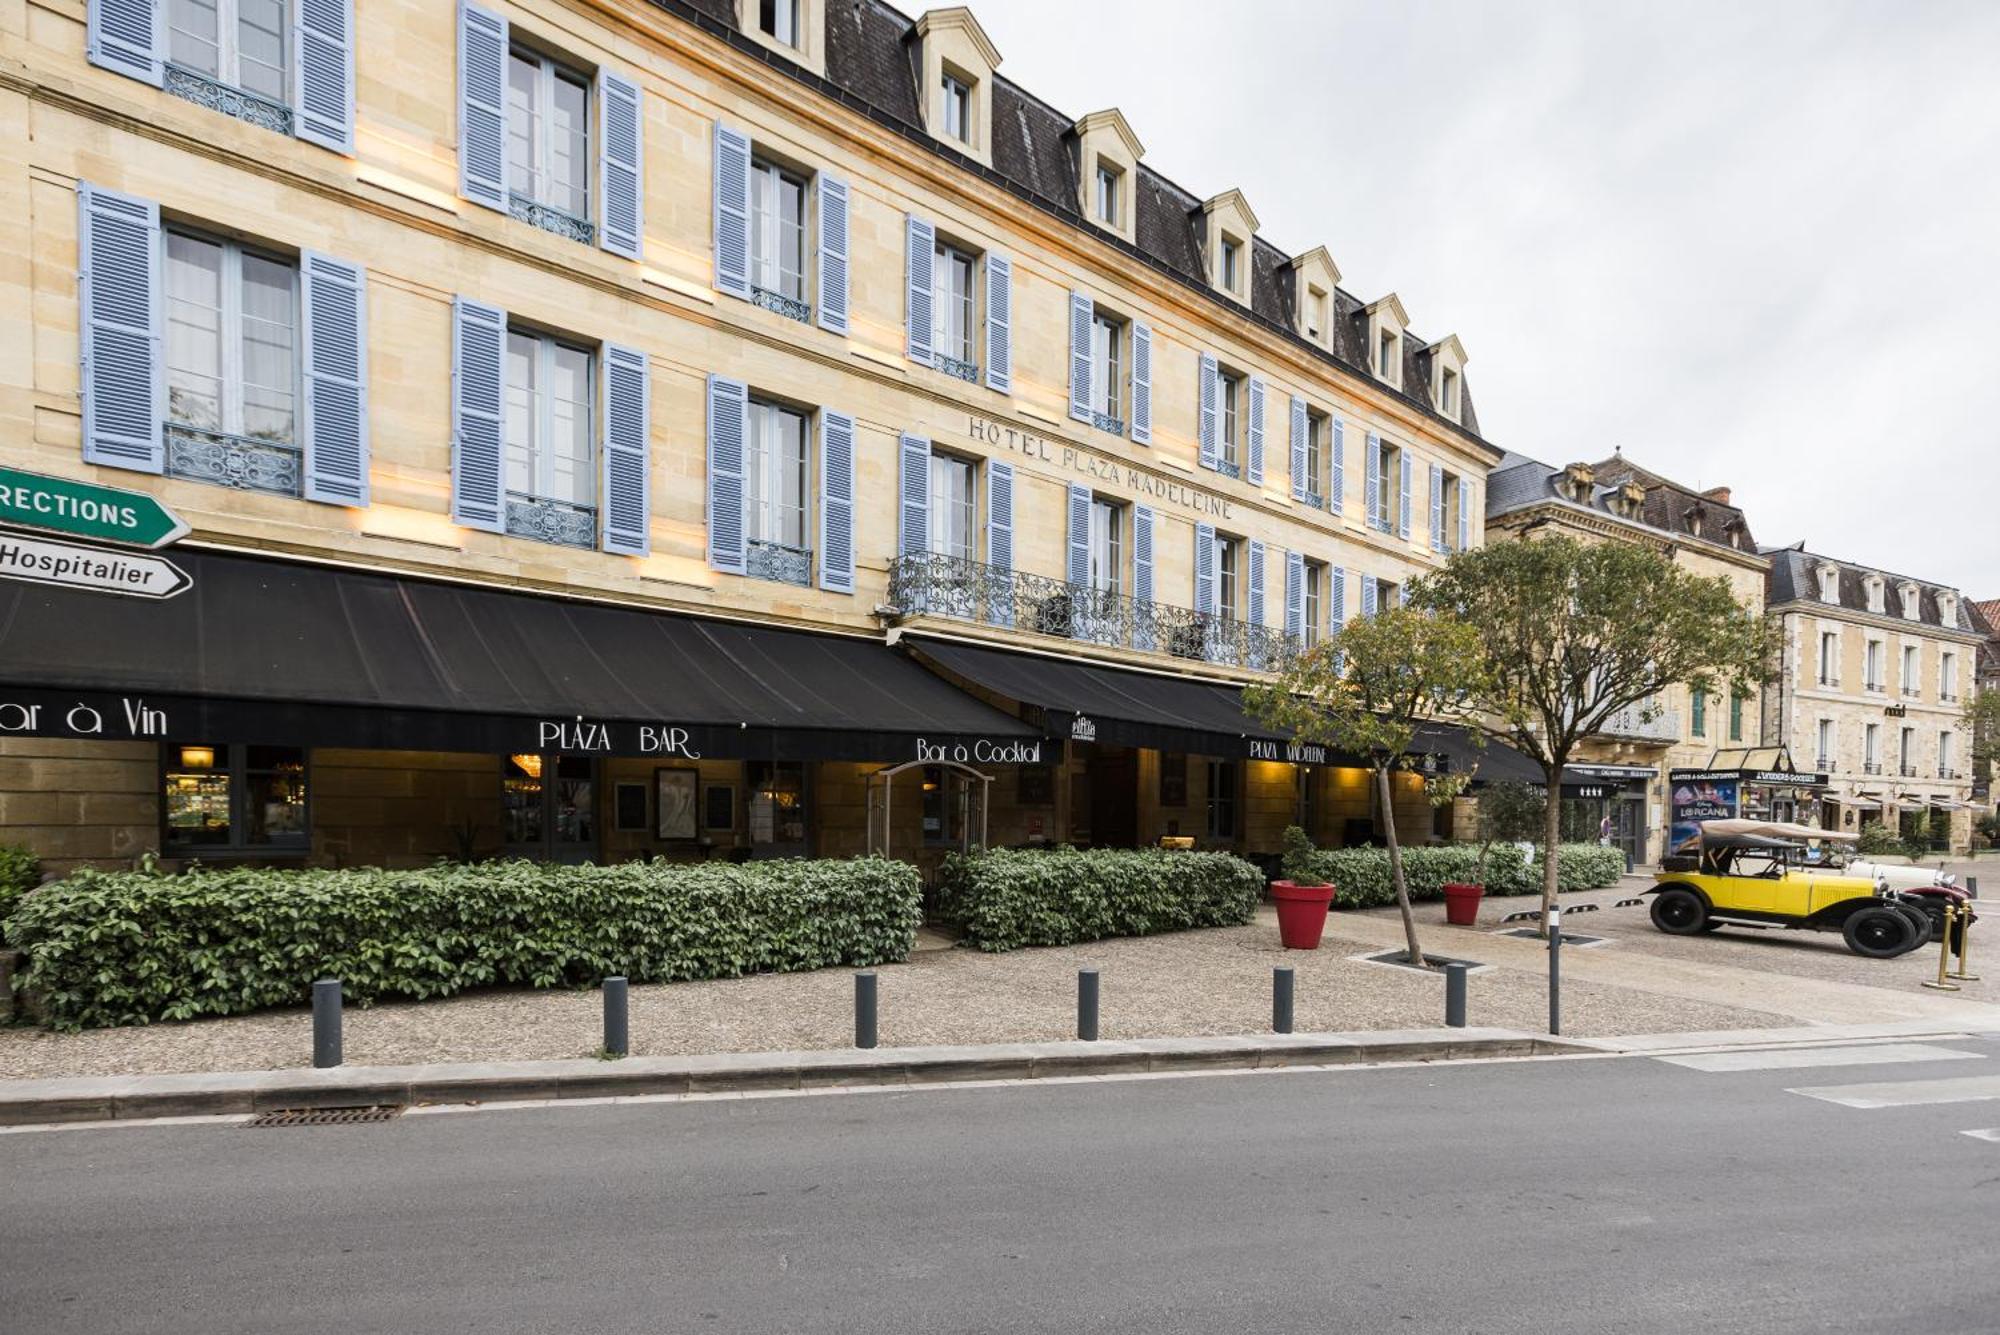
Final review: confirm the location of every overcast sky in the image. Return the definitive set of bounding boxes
[968,0,2000,596]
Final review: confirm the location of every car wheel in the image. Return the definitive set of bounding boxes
[1843,906,1916,959]
[1891,906,1934,957]
[1651,889,1707,936]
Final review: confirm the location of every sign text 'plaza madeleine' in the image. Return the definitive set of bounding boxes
[966,417,1234,521]
[0,466,189,548]
[0,533,191,600]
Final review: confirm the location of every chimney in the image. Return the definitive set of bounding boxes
[1702,485,1732,506]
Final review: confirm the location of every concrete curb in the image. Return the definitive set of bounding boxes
[0,1028,1576,1126]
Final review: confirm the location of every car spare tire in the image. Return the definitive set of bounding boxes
[1843,906,1917,959]
[1650,888,1707,935]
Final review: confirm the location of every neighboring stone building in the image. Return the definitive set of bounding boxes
[1484,451,1770,865]
[0,0,1520,873]
[1971,599,2000,828]
[1761,548,1983,851]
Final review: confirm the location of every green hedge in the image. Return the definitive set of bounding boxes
[0,842,39,942]
[939,848,1263,952]
[1288,841,1626,909]
[2,857,921,1031]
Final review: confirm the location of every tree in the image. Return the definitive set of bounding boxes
[1412,535,1772,930]
[1964,686,2000,776]
[1244,606,1488,968]
[1472,780,1546,886]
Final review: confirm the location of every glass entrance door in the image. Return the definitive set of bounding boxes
[747,761,810,858]
[502,753,599,863]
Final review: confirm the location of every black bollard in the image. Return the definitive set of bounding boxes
[854,971,878,1050]
[1548,908,1563,1037]
[312,978,343,1069]
[1445,961,1468,1028]
[1077,969,1100,1042]
[1967,875,1979,900]
[1272,967,1295,1034]
[602,976,629,1057]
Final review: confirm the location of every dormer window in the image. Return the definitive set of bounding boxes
[915,8,1001,166]
[1094,161,1121,226]
[1365,294,1408,389]
[1288,248,1340,350]
[1899,583,1920,620]
[1938,593,1958,625]
[759,0,799,46]
[1198,190,1258,306]
[940,71,972,145]
[1305,287,1327,341]
[1438,368,1459,419]
[1378,329,1398,378]
[1865,576,1885,614]
[740,0,822,74]
[1220,236,1242,293]
[1073,109,1144,242]
[1818,565,1840,602]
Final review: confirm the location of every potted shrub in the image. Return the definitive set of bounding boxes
[1270,825,1337,950]
[1444,781,1544,927]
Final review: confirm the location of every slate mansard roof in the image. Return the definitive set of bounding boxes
[1762,546,1978,635]
[1483,450,1761,558]
[654,0,1486,446]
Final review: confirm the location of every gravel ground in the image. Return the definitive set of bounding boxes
[0,919,1783,1080]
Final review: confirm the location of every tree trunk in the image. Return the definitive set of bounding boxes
[1378,764,1425,969]
[1540,761,1563,937]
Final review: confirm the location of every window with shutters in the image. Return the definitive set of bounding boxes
[1090,309,1125,434]
[1216,369,1243,477]
[750,158,811,322]
[163,229,302,497]
[163,0,292,133]
[1087,498,1123,596]
[1301,560,1324,648]
[928,453,976,560]
[932,241,979,381]
[503,329,596,549]
[1691,690,1706,737]
[505,47,593,244]
[744,397,811,585]
[1729,689,1746,743]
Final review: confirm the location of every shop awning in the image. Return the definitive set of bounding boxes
[908,636,1543,782]
[0,549,1040,762]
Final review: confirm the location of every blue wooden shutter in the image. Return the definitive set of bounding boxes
[898,433,931,557]
[905,215,935,365]
[449,296,506,531]
[1288,395,1308,502]
[986,460,1014,626]
[87,0,162,86]
[1133,505,1156,649]
[1361,573,1378,618]
[1066,483,1091,588]
[458,2,508,211]
[301,250,368,505]
[818,410,855,592]
[1330,566,1347,634]
[704,374,748,572]
[1398,451,1413,539]
[1067,291,1093,422]
[1247,540,1266,627]
[1246,377,1266,486]
[1194,522,1216,616]
[77,183,162,474]
[1197,352,1218,470]
[1130,322,1152,444]
[1331,419,1345,512]
[294,0,354,152]
[1283,551,1303,639]
[599,342,649,555]
[984,253,1011,392]
[1429,463,1445,552]
[1459,480,1473,553]
[816,174,848,334]
[1364,432,1381,528]
[712,122,751,298]
[598,70,643,260]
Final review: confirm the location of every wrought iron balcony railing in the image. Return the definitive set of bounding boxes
[752,285,812,324]
[509,193,595,246]
[164,63,292,135]
[746,538,812,587]
[887,553,1300,673]
[505,493,597,550]
[935,354,980,385]
[1864,761,1883,775]
[164,423,301,497]
[1939,767,1959,780]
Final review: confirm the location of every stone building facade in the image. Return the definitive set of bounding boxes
[0,0,1512,874]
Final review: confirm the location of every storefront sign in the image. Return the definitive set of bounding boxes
[537,719,702,758]
[0,466,190,548]
[1070,715,1098,742]
[0,693,169,739]
[916,737,1045,765]
[1248,738,1329,765]
[965,417,1234,521]
[0,533,191,599]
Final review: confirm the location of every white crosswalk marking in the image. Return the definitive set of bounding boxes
[1788,1074,2000,1109]
[1961,1129,2000,1143]
[1656,1043,1985,1074]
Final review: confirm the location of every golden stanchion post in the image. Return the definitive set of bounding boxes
[1923,902,1961,992]
[1949,900,1980,983]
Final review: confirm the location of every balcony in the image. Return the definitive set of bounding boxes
[935,354,980,386]
[1865,682,1886,695]
[1900,764,1919,778]
[1901,686,1921,699]
[746,538,812,587]
[1939,767,1959,781]
[509,192,595,247]
[1596,704,1683,744]
[165,423,302,498]
[1816,755,1834,772]
[751,285,811,324]
[163,62,292,135]
[887,553,1299,674]
[1864,761,1883,775]
[505,493,596,550]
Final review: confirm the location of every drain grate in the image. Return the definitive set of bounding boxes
[1496,927,1606,947]
[246,1105,404,1128]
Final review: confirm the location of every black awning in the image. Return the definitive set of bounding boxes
[0,549,1039,762]
[909,636,1541,781]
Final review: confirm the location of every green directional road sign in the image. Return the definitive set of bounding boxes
[0,466,190,549]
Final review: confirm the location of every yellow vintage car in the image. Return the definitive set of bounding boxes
[1648,824,1948,958]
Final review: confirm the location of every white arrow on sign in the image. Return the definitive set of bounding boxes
[0,532,192,600]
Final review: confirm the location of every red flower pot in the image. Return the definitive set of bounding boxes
[1271,879,1337,950]
[1442,882,1485,927]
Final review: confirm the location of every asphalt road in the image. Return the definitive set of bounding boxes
[5,1040,2000,1335]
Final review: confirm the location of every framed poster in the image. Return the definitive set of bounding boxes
[655,767,698,840]
[614,782,648,832]
[704,783,736,831]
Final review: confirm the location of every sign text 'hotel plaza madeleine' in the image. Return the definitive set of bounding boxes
[965,417,1235,521]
